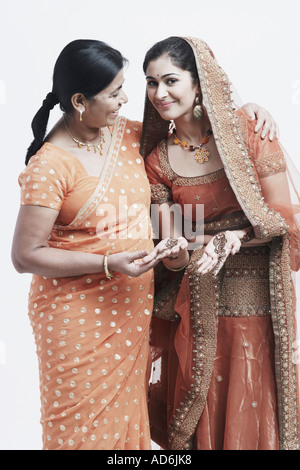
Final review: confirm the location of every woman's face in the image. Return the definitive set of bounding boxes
[83,68,128,128]
[145,54,199,122]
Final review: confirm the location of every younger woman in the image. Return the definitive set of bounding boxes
[142,36,300,450]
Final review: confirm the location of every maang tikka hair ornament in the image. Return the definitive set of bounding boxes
[193,96,203,120]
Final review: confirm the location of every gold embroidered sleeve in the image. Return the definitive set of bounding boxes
[255,151,287,178]
[150,183,173,204]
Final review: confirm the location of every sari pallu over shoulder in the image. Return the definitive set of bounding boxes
[52,116,153,254]
[144,37,300,450]
[54,116,127,232]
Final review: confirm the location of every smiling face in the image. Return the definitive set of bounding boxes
[80,68,128,128]
[145,54,200,122]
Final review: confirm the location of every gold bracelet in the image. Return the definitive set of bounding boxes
[104,251,114,280]
[164,261,189,272]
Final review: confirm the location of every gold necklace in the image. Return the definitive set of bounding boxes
[173,128,212,164]
[64,116,105,155]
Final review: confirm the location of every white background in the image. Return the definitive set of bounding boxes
[1,0,300,450]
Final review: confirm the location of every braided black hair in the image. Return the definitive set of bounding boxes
[25,40,127,165]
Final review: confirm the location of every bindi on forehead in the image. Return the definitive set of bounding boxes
[146,73,181,80]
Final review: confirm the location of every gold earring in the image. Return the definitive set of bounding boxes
[79,109,83,122]
[193,96,203,120]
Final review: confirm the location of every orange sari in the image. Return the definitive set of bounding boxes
[18,117,154,450]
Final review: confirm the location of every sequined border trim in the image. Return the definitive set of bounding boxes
[194,210,250,235]
[168,248,219,450]
[158,140,226,186]
[255,152,287,179]
[218,246,271,318]
[269,236,300,450]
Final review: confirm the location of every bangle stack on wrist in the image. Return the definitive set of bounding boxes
[104,251,114,280]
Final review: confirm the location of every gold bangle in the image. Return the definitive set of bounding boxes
[164,262,189,272]
[104,251,114,280]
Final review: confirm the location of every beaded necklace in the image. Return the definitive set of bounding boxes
[173,128,213,164]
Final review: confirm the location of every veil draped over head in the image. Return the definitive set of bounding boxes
[142,37,300,450]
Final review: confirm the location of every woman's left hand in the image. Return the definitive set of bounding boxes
[140,236,188,264]
[197,231,241,276]
[243,102,279,141]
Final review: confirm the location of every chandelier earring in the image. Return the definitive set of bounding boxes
[193,96,203,120]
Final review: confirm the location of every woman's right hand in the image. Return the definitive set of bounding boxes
[108,250,159,278]
[12,205,159,279]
